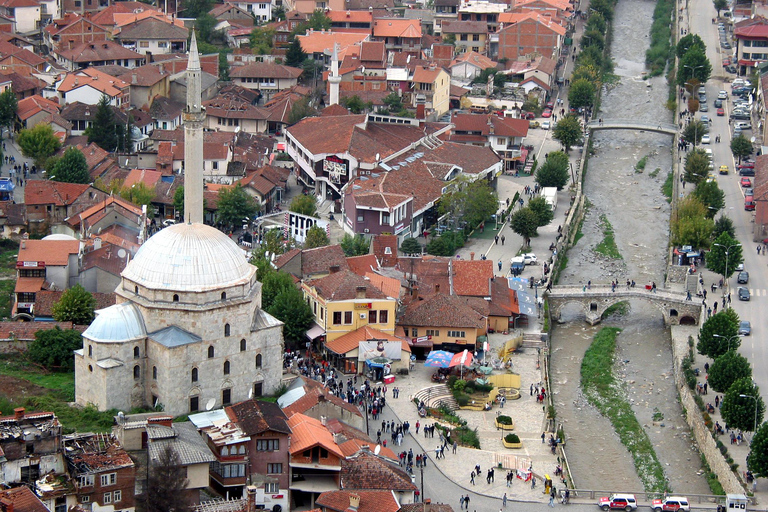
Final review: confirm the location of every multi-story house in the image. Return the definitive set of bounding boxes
[442,20,487,54]
[497,11,565,62]
[411,65,450,117]
[0,408,63,486]
[24,180,107,232]
[54,68,132,108]
[44,14,108,53]
[447,112,529,171]
[399,292,487,352]
[204,93,270,134]
[56,40,145,71]
[734,16,768,75]
[227,0,272,22]
[458,0,505,33]
[229,62,303,101]
[114,15,189,56]
[118,65,170,110]
[61,0,110,16]
[372,18,421,56]
[434,0,460,34]
[0,0,40,33]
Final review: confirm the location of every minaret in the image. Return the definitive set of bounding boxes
[329,43,341,106]
[183,32,205,224]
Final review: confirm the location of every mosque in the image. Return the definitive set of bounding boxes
[74,34,285,416]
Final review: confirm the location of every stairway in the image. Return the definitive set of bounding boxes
[412,384,459,411]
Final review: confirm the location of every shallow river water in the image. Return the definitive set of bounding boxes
[550,0,712,494]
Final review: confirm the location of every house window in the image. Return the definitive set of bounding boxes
[344,311,352,324]
[382,213,390,224]
[158,41,167,48]
[254,381,263,397]
[357,214,364,222]
[369,310,378,323]
[460,34,468,41]
[100,473,116,487]
[208,346,215,358]
[134,347,140,359]
[320,307,324,320]
[265,482,279,493]
[113,490,122,503]
[313,301,317,315]
[191,368,198,382]
[333,311,342,324]
[240,339,247,351]
[139,41,149,48]
[81,496,90,503]
[412,328,418,337]
[152,366,157,379]
[426,329,439,337]
[447,330,466,338]
[267,463,283,474]
[255,354,262,368]
[223,361,231,375]
[103,492,112,504]
[221,292,227,300]
[222,388,232,405]
[473,34,480,41]
[133,365,140,379]
[88,345,92,357]
[224,323,231,337]
[213,161,219,170]
[257,439,279,451]
[379,310,388,324]
[78,475,94,487]
[190,396,199,412]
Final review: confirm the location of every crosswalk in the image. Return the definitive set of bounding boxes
[729,288,766,297]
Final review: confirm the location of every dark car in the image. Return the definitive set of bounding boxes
[739,321,751,336]
[725,65,737,74]
[738,271,749,284]
[732,112,751,120]
[738,287,750,301]
[740,167,756,176]
[714,99,723,107]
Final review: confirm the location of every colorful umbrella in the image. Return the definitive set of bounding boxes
[449,349,474,368]
[425,350,453,368]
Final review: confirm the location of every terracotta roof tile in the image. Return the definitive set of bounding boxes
[316,490,399,512]
[364,272,400,299]
[400,292,486,329]
[372,18,421,38]
[24,181,91,207]
[442,20,487,34]
[306,269,389,301]
[18,239,80,266]
[302,244,350,277]
[284,377,363,418]
[324,325,405,355]
[346,254,378,276]
[226,399,291,435]
[400,503,456,512]
[371,235,398,267]
[59,40,144,64]
[0,484,51,512]
[34,290,115,318]
[229,61,303,79]
[285,412,345,457]
[340,451,418,490]
[0,321,83,340]
[452,259,493,297]
[296,31,369,55]
[14,277,45,293]
[17,95,60,121]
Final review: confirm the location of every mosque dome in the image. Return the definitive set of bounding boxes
[121,223,255,292]
[83,302,146,343]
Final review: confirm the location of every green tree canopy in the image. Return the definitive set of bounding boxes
[341,233,371,256]
[86,95,132,153]
[173,185,184,217]
[510,207,539,246]
[0,88,18,136]
[52,147,90,184]
[439,177,498,230]
[585,12,606,34]
[589,0,615,21]
[677,33,706,58]
[400,237,422,255]
[250,26,275,55]
[683,148,709,185]
[141,445,191,512]
[272,4,286,19]
[260,268,296,309]
[304,224,330,248]
[52,284,97,324]
[671,197,714,248]
[266,286,314,348]
[535,151,570,190]
[288,96,317,124]
[120,182,156,217]
[184,0,213,17]
[568,79,596,109]
[196,13,221,44]
[730,134,753,163]
[290,9,331,39]
[571,63,602,89]
[290,194,318,217]
[341,95,370,114]
[17,123,61,167]
[678,47,712,87]
[708,350,752,393]
[712,215,736,241]
[28,327,83,372]
[747,421,768,477]
[708,232,743,278]
[722,378,765,432]
[581,28,605,51]
[692,179,725,218]
[683,120,708,147]
[713,0,728,16]
[217,184,259,229]
[552,114,583,152]
[697,308,740,358]
[528,196,554,227]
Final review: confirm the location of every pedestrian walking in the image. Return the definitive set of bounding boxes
[501,235,505,245]
[549,491,555,507]
[503,494,508,508]
[460,496,465,510]
[495,235,499,245]
[453,441,458,454]
[498,260,502,272]
[470,471,475,485]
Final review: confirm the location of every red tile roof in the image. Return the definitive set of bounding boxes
[316,490,400,512]
[24,181,91,206]
[0,321,84,340]
[306,269,389,301]
[229,62,303,79]
[372,18,421,38]
[452,259,493,297]
[400,292,486,329]
[285,412,345,457]
[340,451,417,490]
[34,290,116,318]
[346,254,378,276]
[371,235,398,267]
[17,95,60,121]
[364,272,400,299]
[324,325,406,355]
[18,239,80,266]
[450,50,496,70]
[0,484,51,512]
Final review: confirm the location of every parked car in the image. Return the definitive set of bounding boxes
[651,497,691,512]
[739,167,755,176]
[717,107,725,116]
[701,134,711,144]
[701,115,710,123]
[542,109,552,118]
[714,99,723,107]
[732,112,751,120]
[738,287,750,301]
[700,103,709,112]
[718,90,728,99]
[522,253,538,265]
[541,120,551,130]
[745,195,755,211]
[599,495,638,512]
[740,177,752,187]
[725,65,737,74]
[738,271,749,284]
[738,321,751,336]
[734,121,751,130]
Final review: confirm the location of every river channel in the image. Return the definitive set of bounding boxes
[550,0,712,494]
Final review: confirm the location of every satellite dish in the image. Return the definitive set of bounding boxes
[375,153,380,162]
[248,388,254,399]
[205,398,216,411]
[374,444,381,455]
[118,249,127,259]
[751,136,757,143]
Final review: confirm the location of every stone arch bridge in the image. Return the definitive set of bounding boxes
[585,120,678,136]
[546,284,702,325]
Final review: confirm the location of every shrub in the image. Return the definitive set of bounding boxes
[456,394,470,407]
[497,415,513,425]
[459,427,481,449]
[505,433,521,443]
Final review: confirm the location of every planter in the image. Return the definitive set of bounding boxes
[502,439,523,449]
[495,418,515,431]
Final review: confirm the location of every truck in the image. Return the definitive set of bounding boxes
[542,187,558,212]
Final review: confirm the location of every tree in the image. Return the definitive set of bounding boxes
[708,350,752,393]
[713,215,736,241]
[52,284,96,324]
[535,151,570,190]
[589,0,614,21]
[438,177,498,230]
[677,33,706,58]
[217,184,259,229]
[722,378,765,432]
[266,286,314,348]
[585,12,606,33]
[304,224,329,248]
[528,196,554,227]
[17,123,61,167]
[383,92,404,113]
[400,237,422,256]
[250,26,276,55]
[173,186,184,218]
[442,33,456,45]
[0,88,18,137]
[552,115,583,152]
[290,9,331,39]
[713,0,728,16]
[341,233,371,256]
[730,134,753,163]
[697,308,740,359]
[142,445,191,512]
[51,147,90,184]
[341,95,367,114]
[288,96,316,124]
[581,28,605,51]
[678,47,712,87]
[687,96,700,115]
[692,180,725,218]
[671,196,714,248]
[510,207,539,246]
[260,269,296,309]
[120,182,156,217]
[27,327,83,372]
[571,64,602,89]
[87,95,119,152]
[747,421,768,477]
[708,232,743,279]
[568,79,595,109]
[196,13,220,44]
[184,0,213,17]
[272,4,286,20]
[219,51,231,81]
[290,194,318,217]
[683,148,710,184]
[683,120,708,147]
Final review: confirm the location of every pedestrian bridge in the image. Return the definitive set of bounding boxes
[546,284,701,325]
[586,119,678,136]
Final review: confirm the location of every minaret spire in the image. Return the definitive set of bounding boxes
[329,43,341,106]
[183,31,205,224]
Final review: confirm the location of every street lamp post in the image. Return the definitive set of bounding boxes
[713,333,742,352]
[713,242,741,301]
[739,394,759,439]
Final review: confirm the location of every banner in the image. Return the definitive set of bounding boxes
[359,340,402,361]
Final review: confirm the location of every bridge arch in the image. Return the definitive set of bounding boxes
[585,120,678,136]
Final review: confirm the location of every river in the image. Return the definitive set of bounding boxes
[550,0,712,494]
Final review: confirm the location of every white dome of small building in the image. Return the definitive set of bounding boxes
[121,223,255,293]
[42,234,78,241]
[83,302,146,343]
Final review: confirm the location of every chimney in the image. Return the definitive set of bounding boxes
[424,499,432,512]
[13,407,25,420]
[470,251,475,260]
[320,414,327,423]
[434,283,440,293]
[21,240,25,249]
[329,265,341,274]
[246,486,258,512]
[411,285,418,300]
[132,73,137,84]
[94,237,102,250]
[158,63,164,74]
[349,494,361,511]
[356,286,367,298]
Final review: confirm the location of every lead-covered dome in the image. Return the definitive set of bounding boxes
[122,223,254,292]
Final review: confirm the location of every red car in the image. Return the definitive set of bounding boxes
[741,177,752,187]
[523,112,535,120]
[723,58,731,66]
[545,101,554,109]
[717,107,725,116]
[746,195,755,211]
[541,109,553,118]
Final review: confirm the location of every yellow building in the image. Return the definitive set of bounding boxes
[398,293,487,354]
[442,20,488,54]
[302,269,398,342]
[412,66,450,117]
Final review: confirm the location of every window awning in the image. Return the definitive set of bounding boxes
[306,323,326,340]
